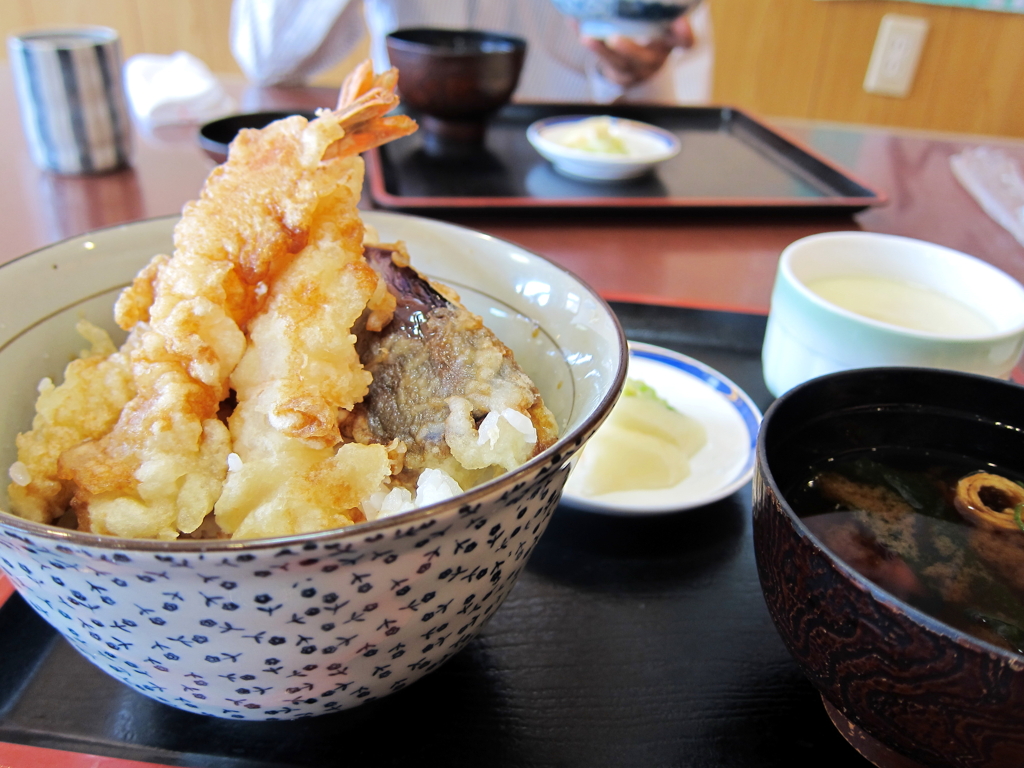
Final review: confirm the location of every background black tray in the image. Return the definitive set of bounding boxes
[367,104,886,212]
[0,304,871,768]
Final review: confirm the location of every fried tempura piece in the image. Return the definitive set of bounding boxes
[7,321,136,524]
[213,159,393,537]
[207,64,414,538]
[10,62,554,540]
[10,61,415,540]
[214,403,390,539]
[350,244,559,491]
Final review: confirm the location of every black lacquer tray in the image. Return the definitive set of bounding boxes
[0,304,871,768]
[366,104,886,211]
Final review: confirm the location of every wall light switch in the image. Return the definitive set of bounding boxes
[864,14,929,97]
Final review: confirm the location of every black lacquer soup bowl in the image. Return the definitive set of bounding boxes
[753,367,1024,768]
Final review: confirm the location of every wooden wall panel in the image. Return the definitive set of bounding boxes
[135,0,237,74]
[9,0,146,58]
[928,8,1024,137]
[809,2,952,127]
[0,0,1021,137]
[0,3,35,38]
[711,0,831,118]
[711,0,1024,137]
[0,0,365,86]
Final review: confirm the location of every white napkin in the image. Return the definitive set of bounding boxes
[950,146,1024,249]
[124,51,236,128]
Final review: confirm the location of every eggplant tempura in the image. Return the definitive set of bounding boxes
[355,244,559,493]
[6,62,558,540]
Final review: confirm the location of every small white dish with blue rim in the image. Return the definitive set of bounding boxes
[561,341,762,515]
[527,115,680,181]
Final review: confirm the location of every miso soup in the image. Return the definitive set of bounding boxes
[788,449,1024,655]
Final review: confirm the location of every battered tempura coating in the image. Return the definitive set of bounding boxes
[7,321,137,525]
[212,169,394,538]
[8,62,415,540]
[7,62,559,540]
[352,244,559,491]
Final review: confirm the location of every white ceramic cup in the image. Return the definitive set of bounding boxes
[8,26,131,174]
[761,232,1024,397]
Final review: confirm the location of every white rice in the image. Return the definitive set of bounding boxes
[364,468,464,520]
[477,408,538,448]
[8,461,30,487]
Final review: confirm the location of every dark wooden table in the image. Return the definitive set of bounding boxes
[2,69,1024,768]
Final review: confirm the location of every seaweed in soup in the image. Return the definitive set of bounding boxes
[789,451,1024,655]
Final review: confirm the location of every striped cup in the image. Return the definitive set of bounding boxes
[9,26,131,175]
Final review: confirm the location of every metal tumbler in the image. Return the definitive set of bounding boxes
[8,26,131,175]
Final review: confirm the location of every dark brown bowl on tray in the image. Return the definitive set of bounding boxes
[753,367,1024,768]
[198,110,318,162]
[385,28,526,152]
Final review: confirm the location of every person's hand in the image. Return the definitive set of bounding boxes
[580,15,694,88]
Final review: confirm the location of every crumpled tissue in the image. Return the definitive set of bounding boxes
[950,146,1024,249]
[124,51,236,128]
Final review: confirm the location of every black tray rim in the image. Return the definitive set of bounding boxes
[366,103,888,212]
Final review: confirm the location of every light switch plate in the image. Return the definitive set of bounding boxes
[864,14,929,97]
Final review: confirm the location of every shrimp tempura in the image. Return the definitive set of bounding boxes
[10,62,415,540]
[213,68,413,538]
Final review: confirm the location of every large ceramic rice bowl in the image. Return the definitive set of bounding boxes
[0,212,626,720]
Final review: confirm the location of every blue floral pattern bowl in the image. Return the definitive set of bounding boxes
[0,212,626,720]
[0,459,569,719]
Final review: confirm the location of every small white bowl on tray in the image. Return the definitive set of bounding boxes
[561,341,762,515]
[526,115,680,181]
